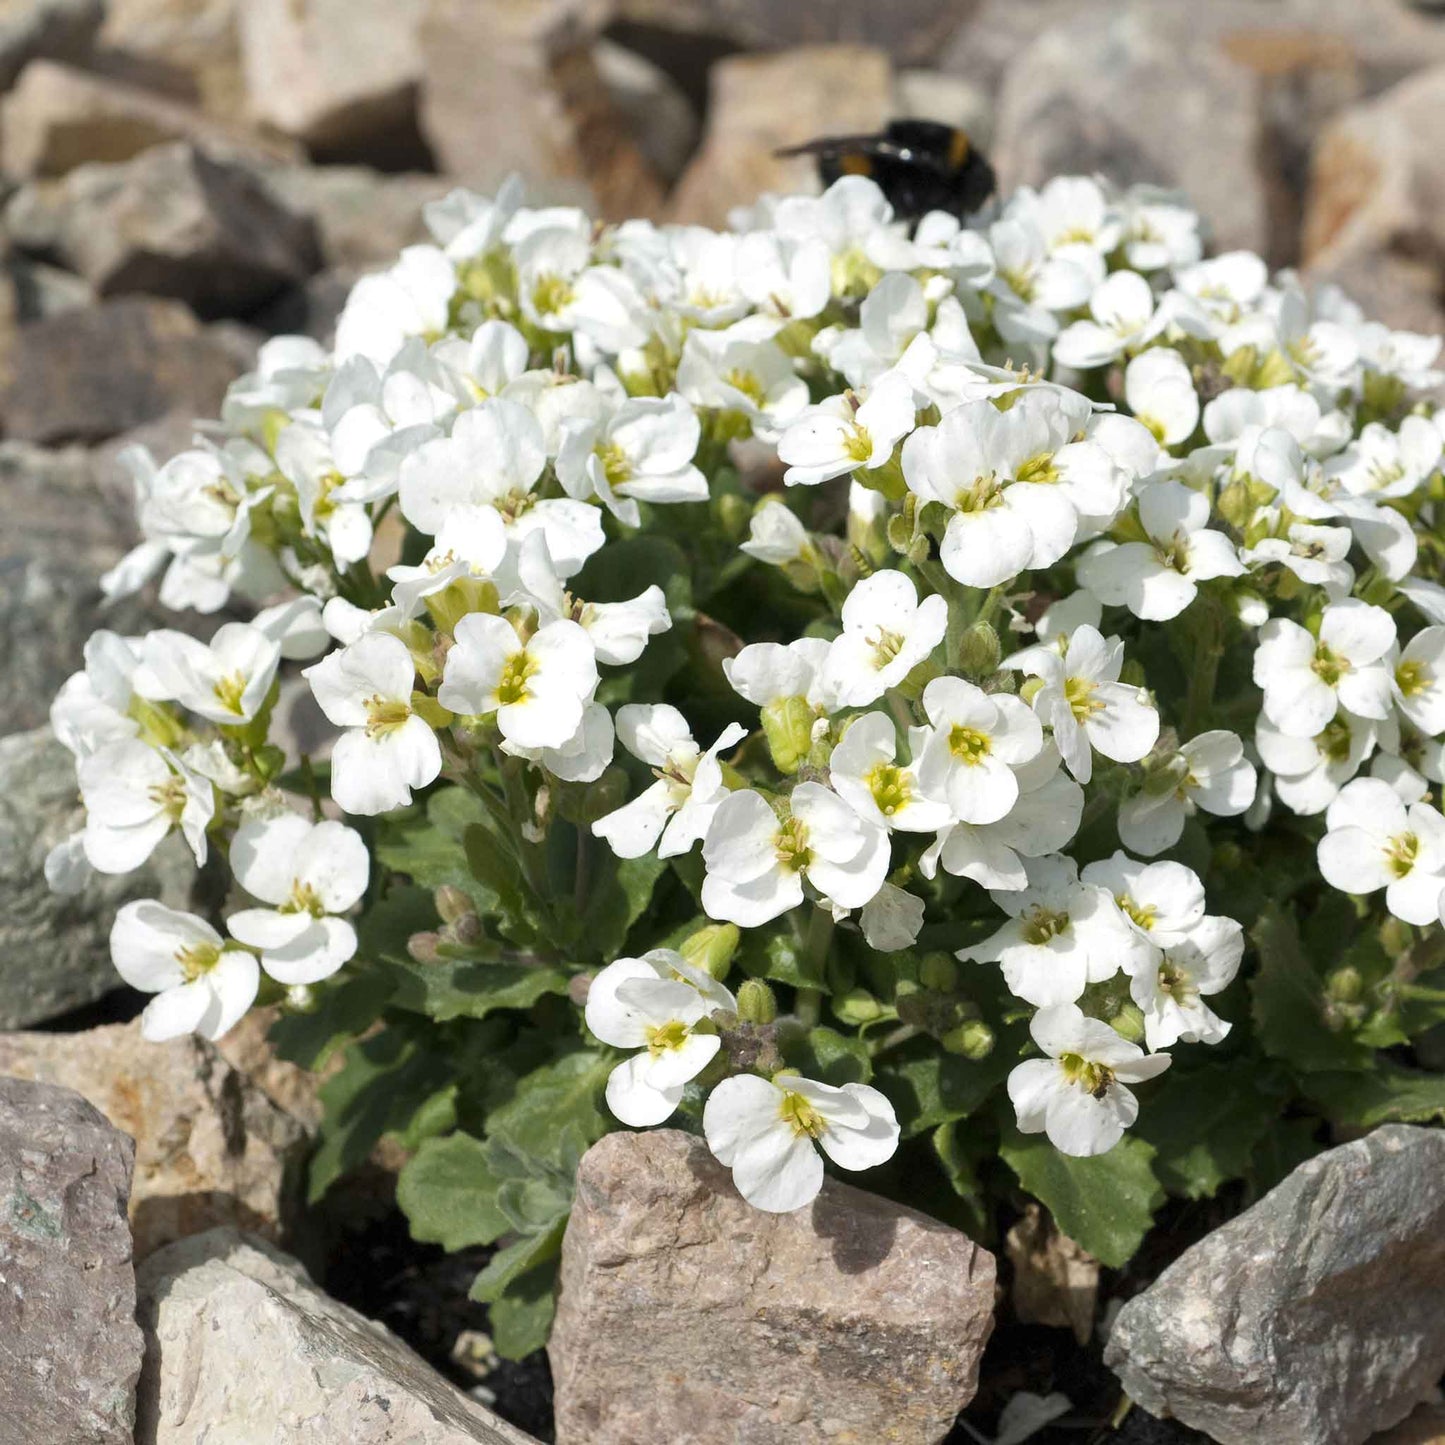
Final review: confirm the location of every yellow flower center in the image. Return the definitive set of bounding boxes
[956,472,1003,513]
[175,940,221,982]
[531,273,576,318]
[1065,675,1103,722]
[1386,832,1419,879]
[775,815,812,873]
[868,627,906,670]
[1396,659,1430,698]
[1318,717,1354,765]
[364,696,412,739]
[842,425,874,465]
[147,774,189,823]
[724,367,766,406]
[495,650,538,708]
[212,670,248,716]
[1059,1051,1114,1099]
[865,761,912,817]
[644,1019,690,1056]
[1119,895,1158,931]
[1021,906,1068,945]
[948,725,992,766]
[778,1089,825,1138]
[281,880,326,917]
[596,440,632,489]
[1310,642,1351,688]
[1015,452,1060,485]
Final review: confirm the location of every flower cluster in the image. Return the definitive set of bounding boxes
[49,166,1445,1226]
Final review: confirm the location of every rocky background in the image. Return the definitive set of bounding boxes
[4,1,1445,1443]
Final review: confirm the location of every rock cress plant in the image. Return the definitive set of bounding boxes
[47,169,1445,1355]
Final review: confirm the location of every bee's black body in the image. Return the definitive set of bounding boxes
[777,119,997,222]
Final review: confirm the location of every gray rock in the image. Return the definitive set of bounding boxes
[549,1128,996,1445]
[0,728,194,1026]
[1105,1125,1445,1445]
[97,0,245,117]
[0,0,104,91]
[5,142,320,317]
[0,297,246,443]
[0,1075,143,1445]
[135,1228,541,1444]
[594,37,699,188]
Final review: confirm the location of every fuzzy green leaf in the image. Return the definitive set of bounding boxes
[1302,1064,1445,1128]
[487,1263,558,1359]
[469,1219,567,1306]
[876,1044,1010,1137]
[395,1132,513,1252]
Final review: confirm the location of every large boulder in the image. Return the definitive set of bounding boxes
[135,1228,540,1444]
[0,1075,144,1445]
[0,1019,309,1258]
[668,45,895,228]
[548,1128,996,1445]
[0,728,194,1027]
[97,0,246,115]
[0,0,104,91]
[0,297,251,443]
[1105,1125,1445,1445]
[5,143,319,317]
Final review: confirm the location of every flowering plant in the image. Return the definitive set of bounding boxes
[49,167,1445,1355]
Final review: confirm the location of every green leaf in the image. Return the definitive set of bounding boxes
[790,1026,872,1085]
[739,930,829,993]
[578,850,669,962]
[469,1218,567,1305]
[380,952,572,1023]
[375,788,495,907]
[396,1132,512,1251]
[487,1261,558,1359]
[1247,1116,1323,1195]
[876,1044,1010,1137]
[1250,903,1374,1074]
[268,970,395,1070]
[1000,1131,1163,1269]
[1302,1064,1445,1128]
[1136,1061,1288,1200]
[931,1120,990,1239]
[486,1049,613,1168]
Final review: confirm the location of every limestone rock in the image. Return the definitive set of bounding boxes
[669,46,895,229]
[5,142,319,317]
[135,1228,541,1444]
[1303,64,1445,335]
[548,1128,996,1445]
[418,0,661,219]
[594,37,699,188]
[0,0,104,91]
[0,1075,143,1445]
[0,1019,309,1258]
[0,297,247,443]
[1005,1204,1098,1346]
[991,7,1271,256]
[97,0,244,116]
[1105,1125,1445,1445]
[212,1005,327,1131]
[238,0,427,161]
[0,728,194,1027]
[0,59,286,178]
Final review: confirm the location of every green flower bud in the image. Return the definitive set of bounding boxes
[434,885,472,924]
[833,987,884,1025]
[1119,659,1147,689]
[1019,675,1045,706]
[918,952,959,992]
[956,621,1001,677]
[941,1020,995,1059]
[886,511,914,555]
[1326,966,1364,1004]
[736,978,777,1025]
[680,923,741,981]
[407,931,442,965]
[762,696,816,773]
[715,492,752,540]
[1110,1002,1147,1045]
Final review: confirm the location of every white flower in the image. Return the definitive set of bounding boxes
[334,244,456,366]
[593,705,745,859]
[274,418,374,565]
[724,636,836,714]
[134,623,280,726]
[959,855,1144,1007]
[1123,348,1199,448]
[1081,852,1206,946]
[701,784,889,926]
[1053,270,1167,369]
[914,677,1044,824]
[514,224,646,352]
[902,390,1118,589]
[556,393,707,526]
[1256,711,1380,816]
[1117,731,1256,855]
[1253,600,1396,738]
[1079,479,1242,621]
[777,371,916,488]
[51,630,142,760]
[1126,916,1242,1052]
[676,325,809,438]
[859,882,926,951]
[438,613,598,751]
[822,570,947,706]
[1240,513,1355,599]
[586,950,736,1125]
[1326,417,1441,501]
[1392,626,1445,735]
[1008,1003,1170,1157]
[80,739,213,873]
[1318,777,1445,925]
[740,499,812,566]
[304,632,442,815]
[110,900,259,1042]
[386,504,508,619]
[702,1072,898,1212]
[1010,625,1160,784]
[226,813,369,985]
[829,712,952,833]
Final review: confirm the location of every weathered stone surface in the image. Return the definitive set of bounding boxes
[1370,1403,1445,1445]
[238,0,427,159]
[1302,64,1445,334]
[135,1228,541,1444]
[0,59,285,178]
[669,45,895,228]
[0,0,103,91]
[0,728,193,1026]
[9,253,96,318]
[418,0,661,219]
[1005,1204,1098,1346]
[6,142,319,316]
[991,7,1271,256]
[0,1019,308,1258]
[0,1075,143,1445]
[1106,1125,1445,1445]
[98,0,244,115]
[259,163,451,269]
[549,1128,996,1445]
[594,36,699,188]
[212,1005,327,1131]
[0,297,247,443]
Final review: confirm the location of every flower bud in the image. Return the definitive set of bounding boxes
[283,983,319,1014]
[434,885,472,924]
[833,987,884,1025]
[1019,676,1045,705]
[762,696,816,774]
[1109,1002,1147,1045]
[736,978,778,1025]
[941,1020,995,1059]
[886,512,914,554]
[1326,965,1364,1004]
[407,930,442,965]
[447,911,483,946]
[956,621,1001,677]
[568,972,592,1007]
[680,923,741,981]
[715,491,752,540]
[918,952,959,992]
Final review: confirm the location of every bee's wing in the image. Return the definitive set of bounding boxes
[773,134,894,161]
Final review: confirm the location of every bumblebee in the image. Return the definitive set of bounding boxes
[776,119,996,222]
